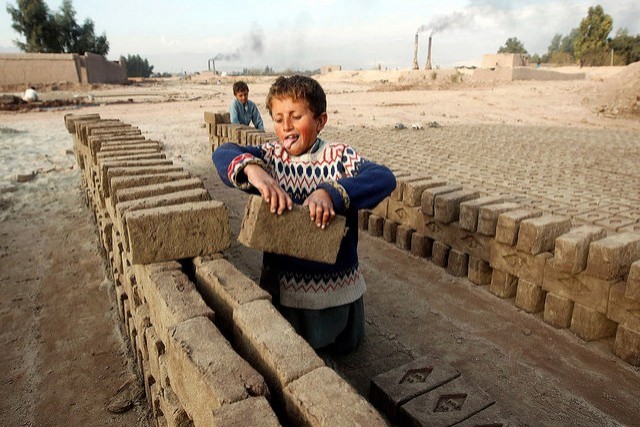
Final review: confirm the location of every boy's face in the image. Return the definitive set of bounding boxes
[270,96,327,156]
[235,90,249,105]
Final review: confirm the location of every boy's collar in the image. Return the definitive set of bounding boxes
[310,138,323,153]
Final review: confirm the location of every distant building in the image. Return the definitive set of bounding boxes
[481,53,528,69]
[321,65,342,74]
[0,52,127,86]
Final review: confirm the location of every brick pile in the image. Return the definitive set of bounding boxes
[203,111,277,152]
[65,113,387,426]
[360,173,640,366]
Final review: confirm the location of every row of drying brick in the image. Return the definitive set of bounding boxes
[63,113,387,426]
[204,111,277,152]
[361,173,640,366]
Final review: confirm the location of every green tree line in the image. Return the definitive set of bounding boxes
[497,5,639,66]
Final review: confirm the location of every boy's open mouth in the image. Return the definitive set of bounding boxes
[283,134,299,150]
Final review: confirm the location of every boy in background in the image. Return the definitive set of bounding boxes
[229,81,264,130]
[214,75,395,353]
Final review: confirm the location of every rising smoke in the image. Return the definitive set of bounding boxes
[214,26,265,62]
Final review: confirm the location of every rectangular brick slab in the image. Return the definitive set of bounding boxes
[238,195,346,264]
[369,356,460,423]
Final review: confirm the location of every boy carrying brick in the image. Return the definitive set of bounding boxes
[229,81,264,130]
[213,75,395,353]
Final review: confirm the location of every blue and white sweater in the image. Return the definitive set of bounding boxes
[212,138,395,310]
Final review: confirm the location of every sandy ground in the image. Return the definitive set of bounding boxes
[1,66,639,426]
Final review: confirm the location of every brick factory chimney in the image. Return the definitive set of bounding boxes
[412,34,419,70]
[425,36,432,70]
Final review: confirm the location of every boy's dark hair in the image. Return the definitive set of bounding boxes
[266,75,326,118]
[233,81,249,95]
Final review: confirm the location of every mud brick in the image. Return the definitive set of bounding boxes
[95,148,162,165]
[570,303,617,341]
[64,112,100,133]
[489,269,518,299]
[434,189,480,224]
[232,299,324,394]
[166,317,268,426]
[116,188,211,245]
[543,292,574,328]
[89,136,148,159]
[468,256,492,286]
[477,202,521,237]
[421,185,463,216]
[396,224,414,250]
[99,158,174,192]
[226,124,250,143]
[77,120,123,144]
[607,282,640,328]
[97,153,166,171]
[490,241,551,286]
[431,241,450,268]
[211,396,280,427]
[371,198,388,218]
[446,249,469,277]
[238,195,345,264]
[382,219,398,244]
[515,279,546,313]
[368,214,384,237]
[114,178,204,205]
[403,178,447,207]
[543,261,618,314]
[459,196,506,232]
[613,324,640,366]
[126,201,230,265]
[411,232,433,258]
[388,171,412,200]
[626,261,640,301]
[454,403,508,427]
[203,111,230,126]
[193,258,271,332]
[358,209,370,230]
[398,376,494,427]
[158,387,191,427]
[240,128,263,145]
[516,215,571,255]
[285,366,387,427]
[149,382,162,419]
[388,200,429,233]
[106,165,185,197]
[109,171,191,202]
[136,267,214,344]
[552,225,607,274]
[369,357,459,423]
[585,232,640,280]
[144,326,162,389]
[495,208,543,246]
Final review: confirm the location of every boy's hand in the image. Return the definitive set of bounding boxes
[244,164,292,214]
[303,189,335,229]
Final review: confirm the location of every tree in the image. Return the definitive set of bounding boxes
[124,54,154,78]
[610,28,640,65]
[497,37,528,54]
[6,0,109,55]
[574,5,613,65]
[6,0,61,52]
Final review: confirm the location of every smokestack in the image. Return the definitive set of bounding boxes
[425,36,432,70]
[412,34,419,70]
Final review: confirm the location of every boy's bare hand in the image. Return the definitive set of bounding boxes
[244,164,292,214]
[303,189,335,229]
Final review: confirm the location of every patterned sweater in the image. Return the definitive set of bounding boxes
[212,138,396,310]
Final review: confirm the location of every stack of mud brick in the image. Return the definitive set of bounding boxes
[64,113,387,426]
[362,173,640,366]
[204,111,277,152]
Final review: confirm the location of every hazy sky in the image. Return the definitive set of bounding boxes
[1,0,638,73]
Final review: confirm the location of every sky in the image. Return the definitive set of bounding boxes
[1,0,639,74]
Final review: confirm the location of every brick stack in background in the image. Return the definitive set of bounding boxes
[204,111,277,152]
[360,171,640,366]
[65,113,387,427]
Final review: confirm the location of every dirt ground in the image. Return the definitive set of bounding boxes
[1,65,639,426]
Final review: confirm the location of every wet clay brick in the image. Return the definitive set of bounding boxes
[285,367,387,427]
[403,178,447,207]
[166,317,269,426]
[607,282,640,328]
[477,202,521,237]
[570,303,617,341]
[368,214,384,237]
[126,201,230,265]
[552,225,607,275]
[396,224,414,250]
[626,261,640,301]
[238,195,345,264]
[383,219,398,244]
[114,178,204,205]
[446,249,469,277]
[489,269,518,299]
[398,376,495,427]
[421,185,463,216]
[613,324,640,366]
[495,208,543,246]
[585,232,640,280]
[515,279,546,313]
[516,215,571,255]
[543,292,574,328]
[431,241,450,268]
[109,171,191,204]
[434,189,480,224]
[411,233,433,258]
[211,396,280,427]
[468,256,492,286]
[369,357,460,422]
[459,196,506,232]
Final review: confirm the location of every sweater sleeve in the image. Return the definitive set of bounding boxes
[212,142,268,189]
[316,145,396,214]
